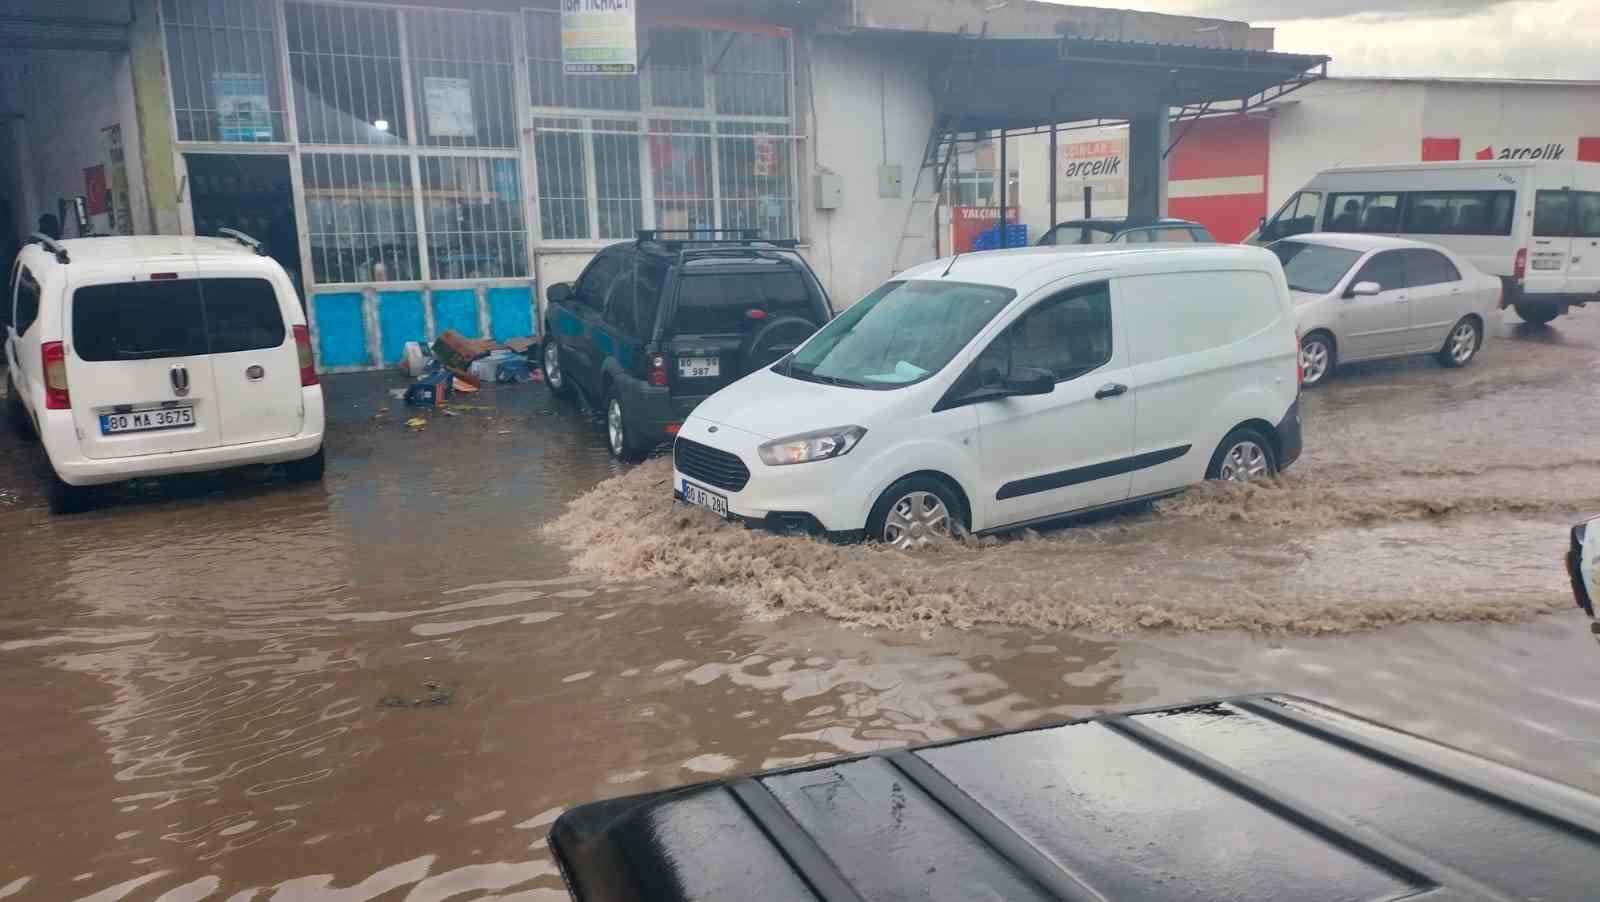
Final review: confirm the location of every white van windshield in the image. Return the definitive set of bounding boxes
[780,280,1015,389]
[1269,241,1363,294]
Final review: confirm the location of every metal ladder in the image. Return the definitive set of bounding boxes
[889,28,985,276]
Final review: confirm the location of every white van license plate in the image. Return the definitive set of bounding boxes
[101,407,195,434]
[678,357,720,378]
[681,480,729,518]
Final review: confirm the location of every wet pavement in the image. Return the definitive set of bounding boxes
[2,311,1598,900]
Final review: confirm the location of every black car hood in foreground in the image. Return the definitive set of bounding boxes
[551,694,1600,901]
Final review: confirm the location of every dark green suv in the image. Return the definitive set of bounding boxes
[542,231,833,461]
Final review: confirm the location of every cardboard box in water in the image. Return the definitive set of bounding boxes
[432,330,497,373]
[404,370,452,408]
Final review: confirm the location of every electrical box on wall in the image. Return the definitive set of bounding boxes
[877,164,903,198]
[813,172,843,210]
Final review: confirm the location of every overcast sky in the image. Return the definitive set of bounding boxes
[1071,0,1599,79]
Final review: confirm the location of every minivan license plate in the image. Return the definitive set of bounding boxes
[678,356,720,378]
[681,480,729,518]
[101,407,195,435]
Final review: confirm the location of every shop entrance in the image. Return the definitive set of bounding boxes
[185,153,303,299]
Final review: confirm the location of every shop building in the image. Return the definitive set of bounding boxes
[2,0,1324,372]
[1016,76,1600,244]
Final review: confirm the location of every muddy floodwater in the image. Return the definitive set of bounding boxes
[2,311,1599,900]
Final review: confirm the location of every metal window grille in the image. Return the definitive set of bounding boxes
[649,119,715,235]
[407,9,517,149]
[592,120,643,240]
[302,152,419,284]
[285,2,407,145]
[161,0,286,142]
[420,156,528,280]
[713,31,790,118]
[533,117,589,240]
[718,122,794,240]
[525,9,639,112]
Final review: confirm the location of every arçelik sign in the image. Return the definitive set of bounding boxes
[1475,142,1566,160]
[1057,135,1128,199]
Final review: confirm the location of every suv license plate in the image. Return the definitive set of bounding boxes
[101,407,195,435]
[682,480,729,518]
[678,356,720,378]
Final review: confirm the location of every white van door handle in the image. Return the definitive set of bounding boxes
[1095,383,1128,400]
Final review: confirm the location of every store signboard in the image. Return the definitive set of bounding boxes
[1057,134,1127,200]
[102,124,132,235]
[424,76,476,138]
[83,165,108,216]
[213,71,273,142]
[561,0,637,75]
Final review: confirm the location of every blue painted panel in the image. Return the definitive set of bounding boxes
[432,289,479,338]
[488,286,535,342]
[313,292,369,368]
[377,290,426,366]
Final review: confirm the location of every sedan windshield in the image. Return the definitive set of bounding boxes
[781,280,1015,389]
[1269,240,1364,294]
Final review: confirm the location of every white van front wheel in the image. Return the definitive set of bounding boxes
[867,476,966,549]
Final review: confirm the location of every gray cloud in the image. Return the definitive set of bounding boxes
[1182,0,1533,22]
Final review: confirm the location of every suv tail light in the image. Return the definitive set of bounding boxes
[1514,247,1527,282]
[42,341,70,409]
[293,325,319,386]
[648,354,669,387]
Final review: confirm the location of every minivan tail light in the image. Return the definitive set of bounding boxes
[292,325,319,386]
[648,354,669,387]
[42,341,70,409]
[1514,248,1527,282]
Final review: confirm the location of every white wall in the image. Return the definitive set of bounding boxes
[11,49,148,237]
[1418,81,1600,160]
[799,34,936,307]
[1266,80,1427,212]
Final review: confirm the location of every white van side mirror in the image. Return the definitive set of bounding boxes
[1348,281,1382,298]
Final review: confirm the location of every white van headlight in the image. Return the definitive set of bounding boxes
[758,426,867,466]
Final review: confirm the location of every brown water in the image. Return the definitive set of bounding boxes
[2,312,1598,900]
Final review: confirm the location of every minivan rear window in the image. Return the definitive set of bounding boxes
[673,271,816,334]
[72,278,285,362]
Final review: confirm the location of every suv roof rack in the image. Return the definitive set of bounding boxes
[636,229,799,250]
[26,232,69,264]
[218,228,269,256]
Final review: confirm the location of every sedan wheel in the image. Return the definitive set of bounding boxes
[1299,335,1333,386]
[1440,318,1481,368]
[882,491,953,549]
[1218,439,1272,484]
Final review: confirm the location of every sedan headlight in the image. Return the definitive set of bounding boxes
[758,425,867,466]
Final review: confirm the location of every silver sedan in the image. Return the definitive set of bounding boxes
[1268,233,1502,387]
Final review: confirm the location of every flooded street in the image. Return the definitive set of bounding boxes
[2,311,1599,900]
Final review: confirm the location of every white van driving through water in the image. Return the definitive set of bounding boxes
[1249,160,1600,325]
[671,245,1303,547]
[4,233,326,514]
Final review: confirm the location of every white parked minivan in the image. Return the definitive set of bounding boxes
[1249,160,1600,325]
[671,245,1303,546]
[4,233,326,514]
